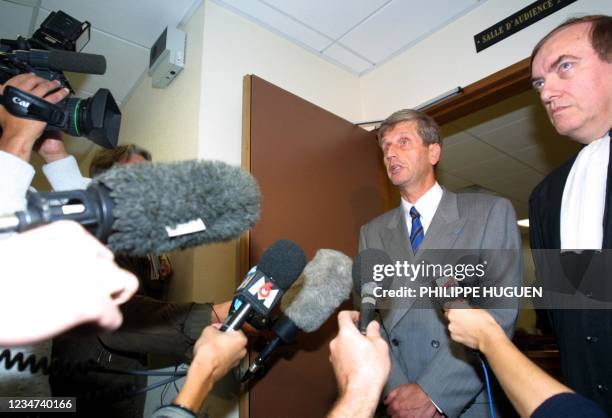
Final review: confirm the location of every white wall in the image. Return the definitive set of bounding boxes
[198,0,362,166]
[360,0,612,121]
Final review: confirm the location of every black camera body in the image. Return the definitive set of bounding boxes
[0,11,120,149]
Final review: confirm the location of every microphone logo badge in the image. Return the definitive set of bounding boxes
[258,282,273,298]
[248,277,279,308]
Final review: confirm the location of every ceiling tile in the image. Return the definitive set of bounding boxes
[438,137,501,173]
[0,0,34,40]
[452,91,543,134]
[512,140,581,175]
[453,155,530,184]
[441,130,471,148]
[481,168,544,202]
[322,43,373,74]
[262,0,389,40]
[339,0,480,64]
[475,115,545,154]
[40,0,199,47]
[214,0,332,51]
[436,169,472,191]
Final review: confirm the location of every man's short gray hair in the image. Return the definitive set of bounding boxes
[377,109,442,146]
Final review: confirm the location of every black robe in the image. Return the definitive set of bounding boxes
[529,130,612,415]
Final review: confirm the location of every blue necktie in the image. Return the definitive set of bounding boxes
[409,207,424,254]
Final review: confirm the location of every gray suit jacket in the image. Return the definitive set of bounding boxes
[359,189,521,418]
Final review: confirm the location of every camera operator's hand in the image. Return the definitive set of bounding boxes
[0,73,69,161]
[36,130,69,163]
[0,220,139,346]
[172,325,247,414]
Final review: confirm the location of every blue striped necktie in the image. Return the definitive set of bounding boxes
[409,206,424,253]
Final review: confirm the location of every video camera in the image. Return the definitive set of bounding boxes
[0,10,120,149]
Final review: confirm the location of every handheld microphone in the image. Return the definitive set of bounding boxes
[0,160,261,255]
[242,249,353,381]
[222,240,306,332]
[10,49,106,74]
[353,248,392,334]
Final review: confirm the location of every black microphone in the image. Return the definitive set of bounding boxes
[242,249,353,381]
[222,240,306,332]
[353,248,392,334]
[0,160,260,255]
[11,49,106,74]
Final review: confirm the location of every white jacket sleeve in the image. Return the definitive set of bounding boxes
[42,155,91,191]
[0,151,35,214]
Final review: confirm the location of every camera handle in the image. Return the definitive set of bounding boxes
[0,85,67,128]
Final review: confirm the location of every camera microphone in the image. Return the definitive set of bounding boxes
[11,50,106,75]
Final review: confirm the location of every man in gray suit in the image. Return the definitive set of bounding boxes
[359,109,521,418]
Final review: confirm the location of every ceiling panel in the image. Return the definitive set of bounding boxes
[322,43,373,74]
[438,138,501,173]
[263,0,390,40]
[441,129,472,147]
[0,1,33,40]
[512,140,581,173]
[339,0,481,64]
[481,168,544,201]
[474,116,546,154]
[455,155,530,183]
[214,0,333,51]
[40,0,197,47]
[436,169,472,191]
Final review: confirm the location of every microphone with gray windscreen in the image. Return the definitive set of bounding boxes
[0,160,261,255]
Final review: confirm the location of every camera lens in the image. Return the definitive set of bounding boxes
[58,89,121,149]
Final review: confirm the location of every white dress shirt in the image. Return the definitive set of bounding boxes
[401,182,444,236]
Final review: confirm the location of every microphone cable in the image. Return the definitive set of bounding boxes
[0,348,186,377]
[479,355,497,418]
[0,348,187,400]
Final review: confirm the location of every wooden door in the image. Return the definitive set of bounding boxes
[242,75,391,418]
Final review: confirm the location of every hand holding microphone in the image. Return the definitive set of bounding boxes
[327,310,390,418]
[445,307,501,352]
[171,324,248,415]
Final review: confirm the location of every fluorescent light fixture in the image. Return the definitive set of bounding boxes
[517,219,530,228]
[355,87,463,127]
[415,87,463,111]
